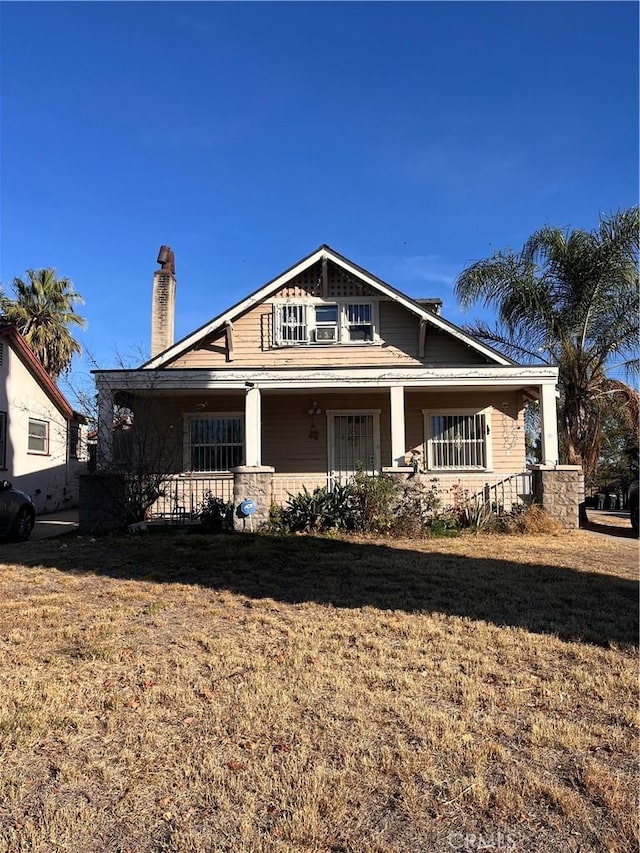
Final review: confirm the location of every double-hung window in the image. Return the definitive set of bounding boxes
[28,418,49,454]
[424,409,492,471]
[314,304,339,342]
[346,302,374,341]
[187,415,244,472]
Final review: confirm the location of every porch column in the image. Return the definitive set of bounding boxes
[96,386,114,470]
[244,385,262,467]
[539,382,559,466]
[390,385,406,467]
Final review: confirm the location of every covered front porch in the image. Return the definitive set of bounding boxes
[91,365,560,525]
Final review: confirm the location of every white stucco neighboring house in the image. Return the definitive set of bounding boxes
[0,325,87,514]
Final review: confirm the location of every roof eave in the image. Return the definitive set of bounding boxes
[0,325,75,418]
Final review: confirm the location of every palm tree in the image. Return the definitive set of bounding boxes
[2,268,86,380]
[455,207,639,478]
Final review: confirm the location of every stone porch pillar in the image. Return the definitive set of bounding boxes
[531,464,582,529]
[390,385,406,467]
[231,466,274,532]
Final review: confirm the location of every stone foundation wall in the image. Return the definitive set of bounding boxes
[531,465,582,530]
[231,466,275,532]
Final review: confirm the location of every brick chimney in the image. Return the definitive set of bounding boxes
[151,245,176,357]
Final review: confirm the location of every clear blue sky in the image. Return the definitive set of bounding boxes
[1,1,637,400]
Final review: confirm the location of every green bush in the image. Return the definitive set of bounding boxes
[274,483,356,534]
[349,469,400,534]
[450,484,496,532]
[197,492,233,533]
[267,472,461,537]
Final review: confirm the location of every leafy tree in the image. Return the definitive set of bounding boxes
[593,403,639,490]
[455,207,639,478]
[2,268,86,380]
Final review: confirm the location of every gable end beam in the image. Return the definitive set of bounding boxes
[225,322,234,363]
[418,319,428,359]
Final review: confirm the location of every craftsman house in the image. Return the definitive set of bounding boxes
[0,325,87,514]
[89,245,561,527]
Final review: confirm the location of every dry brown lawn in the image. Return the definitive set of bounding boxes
[0,527,637,853]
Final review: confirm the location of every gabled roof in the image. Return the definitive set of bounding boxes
[143,244,514,369]
[0,325,77,419]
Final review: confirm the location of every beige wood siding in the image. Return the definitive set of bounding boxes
[263,392,391,474]
[167,298,491,369]
[127,393,245,474]
[405,390,525,475]
[131,388,524,479]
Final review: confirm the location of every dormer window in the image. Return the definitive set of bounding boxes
[279,304,307,345]
[347,303,373,341]
[313,304,339,342]
[273,300,377,347]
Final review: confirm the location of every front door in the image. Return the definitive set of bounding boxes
[328,411,381,486]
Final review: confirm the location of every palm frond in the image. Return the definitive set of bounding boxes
[461,321,552,365]
[5,268,86,379]
[456,207,640,475]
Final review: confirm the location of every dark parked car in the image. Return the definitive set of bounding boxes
[0,480,35,541]
[629,480,639,536]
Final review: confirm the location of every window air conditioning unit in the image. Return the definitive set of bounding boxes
[314,326,337,343]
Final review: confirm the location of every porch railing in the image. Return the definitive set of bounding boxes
[271,470,532,513]
[272,474,329,505]
[148,474,234,521]
[437,471,532,513]
[147,470,532,519]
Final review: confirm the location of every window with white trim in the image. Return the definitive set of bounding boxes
[28,418,49,454]
[346,302,374,341]
[187,415,244,472]
[69,422,80,459]
[424,409,492,471]
[314,304,339,342]
[273,301,377,346]
[278,304,307,345]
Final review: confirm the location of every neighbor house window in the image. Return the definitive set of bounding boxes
[273,301,377,346]
[424,410,492,471]
[69,422,80,459]
[187,415,244,472]
[0,412,6,468]
[28,418,49,454]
